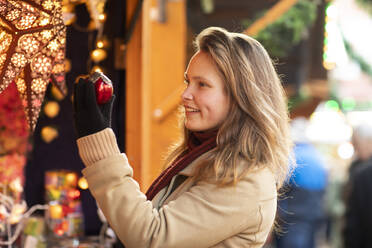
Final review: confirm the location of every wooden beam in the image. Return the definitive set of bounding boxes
[244,0,298,36]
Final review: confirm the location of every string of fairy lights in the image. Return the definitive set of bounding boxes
[40,0,109,144]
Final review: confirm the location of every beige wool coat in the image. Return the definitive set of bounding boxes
[77,128,277,248]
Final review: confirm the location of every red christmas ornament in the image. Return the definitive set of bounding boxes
[89,72,113,104]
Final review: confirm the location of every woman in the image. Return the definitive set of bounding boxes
[73,27,292,248]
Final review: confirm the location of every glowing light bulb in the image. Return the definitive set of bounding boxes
[78,177,89,190]
[91,48,107,62]
[97,40,104,48]
[66,172,77,186]
[98,13,106,22]
[41,126,59,143]
[44,101,60,118]
[91,65,103,73]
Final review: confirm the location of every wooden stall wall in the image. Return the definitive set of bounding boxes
[126,0,186,190]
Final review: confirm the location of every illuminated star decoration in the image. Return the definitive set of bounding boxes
[0,0,67,132]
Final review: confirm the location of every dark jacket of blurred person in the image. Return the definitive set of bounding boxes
[343,123,372,248]
[275,118,328,248]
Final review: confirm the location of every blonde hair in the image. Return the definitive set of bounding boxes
[166,27,293,189]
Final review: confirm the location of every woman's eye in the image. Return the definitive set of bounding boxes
[199,82,207,87]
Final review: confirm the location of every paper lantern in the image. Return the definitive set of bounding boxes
[0,0,67,131]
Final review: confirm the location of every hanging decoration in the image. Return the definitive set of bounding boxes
[0,0,67,132]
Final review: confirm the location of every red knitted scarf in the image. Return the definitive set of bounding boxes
[145,130,217,200]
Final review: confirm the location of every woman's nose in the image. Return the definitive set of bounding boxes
[182,86,193,101]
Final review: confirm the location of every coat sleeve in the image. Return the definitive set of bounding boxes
[77,129,274,248]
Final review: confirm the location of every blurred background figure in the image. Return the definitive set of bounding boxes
[347,123,372,178]
[274,117,328,248]
[343,123,372,248]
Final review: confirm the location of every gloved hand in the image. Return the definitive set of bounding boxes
[73,77,115,138]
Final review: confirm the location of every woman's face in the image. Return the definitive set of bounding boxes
[182,51,230,132]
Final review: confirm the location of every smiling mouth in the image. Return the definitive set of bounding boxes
[185,106,200,113]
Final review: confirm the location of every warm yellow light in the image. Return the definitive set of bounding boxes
[323,61,336,70]
[91,48,107,62]
[32,55,52,74]
[97,41,104,48]
[64,59,71,73]
[6,9,20,21]
[40,18,50,26]
[41,126,59,143]
[11,53,27,67]
[16,13,37,30]
[48,39,59,51]
[98,13,106,22]
[16,78,26,94]
[49,204,63,219]
[19,35,40,54]
[31,78,47,94]
[5,69,15,78]
[42,0,54,10]
[91,65,103,73]
[51,85,65,100]
[41,30,53,40]
[78,177,89,190]
[44,101,60,118]
[9,178,23,193]
[0,31,12,53]
[0,54,6,66]
[66,172,77,187]
[52,63,65,74]
[9,204,27,224]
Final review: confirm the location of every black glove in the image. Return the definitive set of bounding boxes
[73,77,115,138]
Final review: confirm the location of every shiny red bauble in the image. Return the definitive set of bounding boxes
[89,72,113,104]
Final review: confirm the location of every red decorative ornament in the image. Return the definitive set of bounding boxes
[89,72,113,104]
[0,0,67,131]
